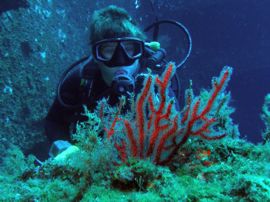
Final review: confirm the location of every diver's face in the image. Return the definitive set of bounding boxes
[92,37,144,86]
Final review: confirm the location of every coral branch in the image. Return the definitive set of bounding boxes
[124,120,138,157]
[136,75,153,157]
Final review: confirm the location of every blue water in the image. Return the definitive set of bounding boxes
[134,0,270,143]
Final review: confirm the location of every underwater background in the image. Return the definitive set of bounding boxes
[1,0,270,201]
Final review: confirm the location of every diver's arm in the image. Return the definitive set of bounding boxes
[45,63,83,144]
[45,98,75,143]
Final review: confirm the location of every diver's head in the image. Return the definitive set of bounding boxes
[89,5,146,91]
[89,5,146,48]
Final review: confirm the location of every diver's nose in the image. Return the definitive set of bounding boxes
[112,44,133,66]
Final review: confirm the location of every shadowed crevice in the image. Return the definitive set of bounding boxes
[0,0,29,14]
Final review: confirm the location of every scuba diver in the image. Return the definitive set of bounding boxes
[44,5,192,158]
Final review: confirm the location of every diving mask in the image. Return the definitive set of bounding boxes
[92,37,144,67]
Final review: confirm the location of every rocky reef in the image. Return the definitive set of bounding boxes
[0,0,91,153]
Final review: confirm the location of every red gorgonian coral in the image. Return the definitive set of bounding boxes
[102,63,233,165]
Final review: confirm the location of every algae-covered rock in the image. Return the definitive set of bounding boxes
[1,138,270,201]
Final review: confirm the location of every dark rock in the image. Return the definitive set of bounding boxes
[20,41,33,58]
[2,38,10,47]
[0,0,29,14]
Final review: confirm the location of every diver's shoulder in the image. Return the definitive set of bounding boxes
[80,56,99,79]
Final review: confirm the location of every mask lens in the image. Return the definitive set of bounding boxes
[97,42,118,60]
[121,41,142,59]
